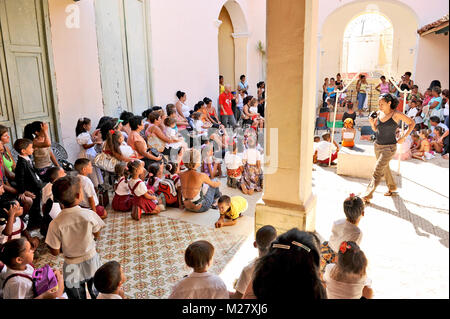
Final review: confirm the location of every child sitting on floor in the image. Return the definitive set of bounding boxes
[201,143,222,179]
[224,143,243,188]
[431,126,445,154]
[127,160,161,221]
[323,241,373,299]
[112,163,132,212]
[412,129,433,161]
[410,132,420,151]
[94,261,126,299]
[320,193,364,274]
[0,200,40,249]
[215,195,248,228]
[40,166,66,237]
[0,238,65,299]
[146,162,167,211]
[45,175,105,299]
[74,159,107,219]
[169,240,228,299]
[230,225,277,298]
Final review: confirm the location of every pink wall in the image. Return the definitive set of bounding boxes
[415,33,449,91]
[48,0,104,162]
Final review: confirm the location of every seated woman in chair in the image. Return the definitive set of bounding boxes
[341,118,356,148]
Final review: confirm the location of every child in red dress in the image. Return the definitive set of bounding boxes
[111,163,132,212]
[127,160,160,220]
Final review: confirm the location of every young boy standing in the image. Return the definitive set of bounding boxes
[13,139,44,229]
[215,195,248,228]
[45,175,106,299]
[74,159,107,219]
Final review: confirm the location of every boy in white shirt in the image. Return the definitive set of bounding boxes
[230,225,277,298]
[169,240,228,299]
[315,132,339,166]
[45,175,106,299]
[94,261,126,299]
[74,159,107,219]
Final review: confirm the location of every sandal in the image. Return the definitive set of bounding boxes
[362,197,371,204]
[384,191,398,197]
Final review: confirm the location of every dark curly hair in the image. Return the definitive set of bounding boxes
[379,93,399,110]
[343,195,364,223]
[252,228,327,300]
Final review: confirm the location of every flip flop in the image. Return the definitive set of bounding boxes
[384,191,398,197]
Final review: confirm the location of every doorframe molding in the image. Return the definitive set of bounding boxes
[42,0,62,143]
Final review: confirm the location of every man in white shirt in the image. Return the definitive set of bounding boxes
[315,132,339,166]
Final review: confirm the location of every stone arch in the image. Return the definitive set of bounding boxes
[216,0,249,89]
[319,0,419,84]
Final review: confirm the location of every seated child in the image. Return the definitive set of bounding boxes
[320,193,364,273]
[323,241,373,299]
[0,200,40,249]
[230,225,277,298]
[314,132,339,166]
[45,175,106,299]
[313,136,320,164]
[159,162,182,208]
[240,137,263,195]
[74,158,107,219]
[13,138,44,229]
[0,238,65,299]
[412,129,433,161]
[215,195,248,228]
[431,126,445,154]
[40,167,66,237]
[127,160,161,221]
[169,240,228,299]
[146,162,167,211]
[94,261,126,299]
[224,143,243,188]
[191,112,209,137]
[201,143,222,179]
[112,163,132,212]
[410,132,420,151]
[164,117,187,153]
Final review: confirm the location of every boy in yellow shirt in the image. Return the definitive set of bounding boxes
[215,195,248,228]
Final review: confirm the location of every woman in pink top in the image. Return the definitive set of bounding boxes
[375,76,391,95]
[127,116,162,169]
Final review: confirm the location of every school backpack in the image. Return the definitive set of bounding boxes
[2,264,58,297]
[156,178,178,206]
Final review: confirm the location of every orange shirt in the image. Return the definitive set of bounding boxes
[127,131,146,159]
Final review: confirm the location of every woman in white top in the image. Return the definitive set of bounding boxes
[240,136,262,195]
[75,118,104,187]
[175,91,191,119]
[242,96,264,129]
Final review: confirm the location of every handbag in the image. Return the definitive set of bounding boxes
[97,184,110,207]
[93,150,120,173]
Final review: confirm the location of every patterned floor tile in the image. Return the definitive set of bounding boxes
[32,212,246,299]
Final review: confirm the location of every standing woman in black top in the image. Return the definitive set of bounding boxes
[362,93,415,204]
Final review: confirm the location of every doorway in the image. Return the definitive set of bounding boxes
[218,6,236,90]
[0,0,57,140]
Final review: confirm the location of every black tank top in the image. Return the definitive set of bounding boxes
[376,115,398,145]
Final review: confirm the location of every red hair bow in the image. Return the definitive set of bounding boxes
[109,129,115,135]
[339,241,351,254]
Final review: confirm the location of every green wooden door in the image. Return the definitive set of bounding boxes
[0,0,57,140]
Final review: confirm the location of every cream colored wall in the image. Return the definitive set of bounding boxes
[147,0,265,108]
[319,1,418,84]
[48,0,104,162]
[218,7,236,90]
[415,33,449,91]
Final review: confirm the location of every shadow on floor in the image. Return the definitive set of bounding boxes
[370,196,449,248]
